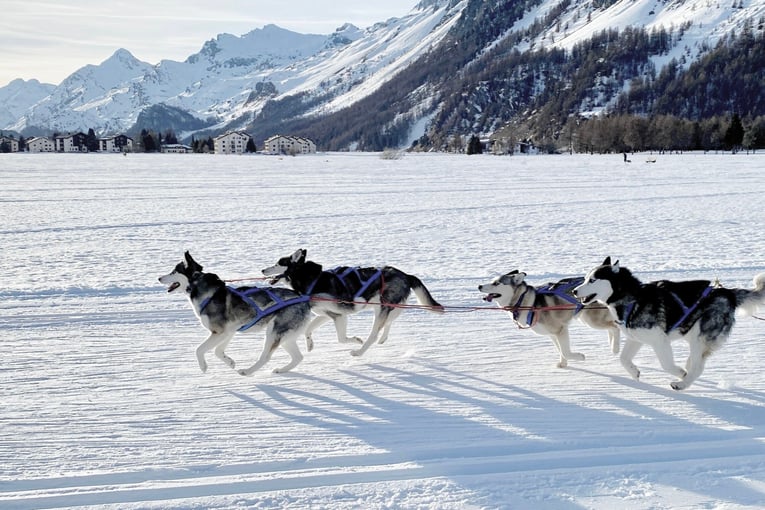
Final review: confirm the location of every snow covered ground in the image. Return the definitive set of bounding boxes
[1,151,764,509]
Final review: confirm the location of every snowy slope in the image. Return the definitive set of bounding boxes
[250,1,466,119]
[10,49,156,134]
[0,79,55,130]
[7,25,341,134]
[4,1,462,134]
[521,0,765,68]
[1,151,765,509]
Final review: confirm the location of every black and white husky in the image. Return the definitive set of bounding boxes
[574,257,765,390]
[159,252,313,374]
[479,271,620,368]
[262,249,444,357]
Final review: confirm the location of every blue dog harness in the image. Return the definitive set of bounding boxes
[619,285,714,332]
[199,287,309,332]
[330,266,382,298]
[667,286,713,331]
[514,277,585,327]
[304,266,383,299]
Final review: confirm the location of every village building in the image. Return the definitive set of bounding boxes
[160,143,192,154]
[487,137,539,155]
[25,136,55,152]
[214,131,252,154]
[0,135,20,152]
[263,135,316,155]
[54,132,87,152]
[98,134,133,153]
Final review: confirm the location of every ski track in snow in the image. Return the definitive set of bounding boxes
[1,152,765,509]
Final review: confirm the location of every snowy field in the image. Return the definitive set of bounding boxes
[1,151,765,510]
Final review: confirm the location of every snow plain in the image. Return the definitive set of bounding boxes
[1,151,764,509]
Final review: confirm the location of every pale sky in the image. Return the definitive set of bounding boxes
[0,1,419,87]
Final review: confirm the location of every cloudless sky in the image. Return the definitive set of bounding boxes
[0,1,419,87]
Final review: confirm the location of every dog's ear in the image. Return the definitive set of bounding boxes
[291,249,306,263]
[612,260,620,273]
[602,256,612,266]
[185,251,203,272]
[504,271,526,284]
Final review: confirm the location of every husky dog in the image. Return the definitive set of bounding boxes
[159,252,313,375]
[479,271,620,368]
[574,257,765,390]
[262,249,444,357]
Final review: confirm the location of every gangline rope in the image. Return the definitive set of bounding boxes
[222,276,765,320]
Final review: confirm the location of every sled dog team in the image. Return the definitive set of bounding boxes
[159,250,765,391]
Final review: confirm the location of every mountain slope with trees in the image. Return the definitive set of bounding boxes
[2,0,764,152]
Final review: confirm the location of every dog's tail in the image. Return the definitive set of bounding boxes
[408,275,445,313]
[734,272,765,316]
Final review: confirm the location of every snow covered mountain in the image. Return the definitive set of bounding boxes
[3,1,461,137]
[0,79,55,132]
[2,0,764,149]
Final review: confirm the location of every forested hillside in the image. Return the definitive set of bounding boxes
[288,1,765,152]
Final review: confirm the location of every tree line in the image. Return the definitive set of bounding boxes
[571,113,762,154]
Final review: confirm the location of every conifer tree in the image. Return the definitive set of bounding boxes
[723,113,744,150]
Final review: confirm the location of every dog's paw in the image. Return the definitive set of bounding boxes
[222,357,236,369]
[556,359,568,369]
[198,361,208,373]
[670,381,686,391]
[350,348,363,357]
[237,369,251,377]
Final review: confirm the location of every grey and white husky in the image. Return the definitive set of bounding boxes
[574,257,765,390]
[479,270,620,368]
[262,249,444,357]
[159,252,313,375]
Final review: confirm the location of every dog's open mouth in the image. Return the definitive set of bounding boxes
[167,281,180,293]
[269,276,284,285]
[483,293,502,302]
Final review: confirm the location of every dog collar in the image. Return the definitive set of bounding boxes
[512,288,534,327]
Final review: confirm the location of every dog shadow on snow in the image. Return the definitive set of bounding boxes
[228,360,765,507]
[570,364,765,427]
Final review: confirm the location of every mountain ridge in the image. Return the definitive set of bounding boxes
[2,0,763,151]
